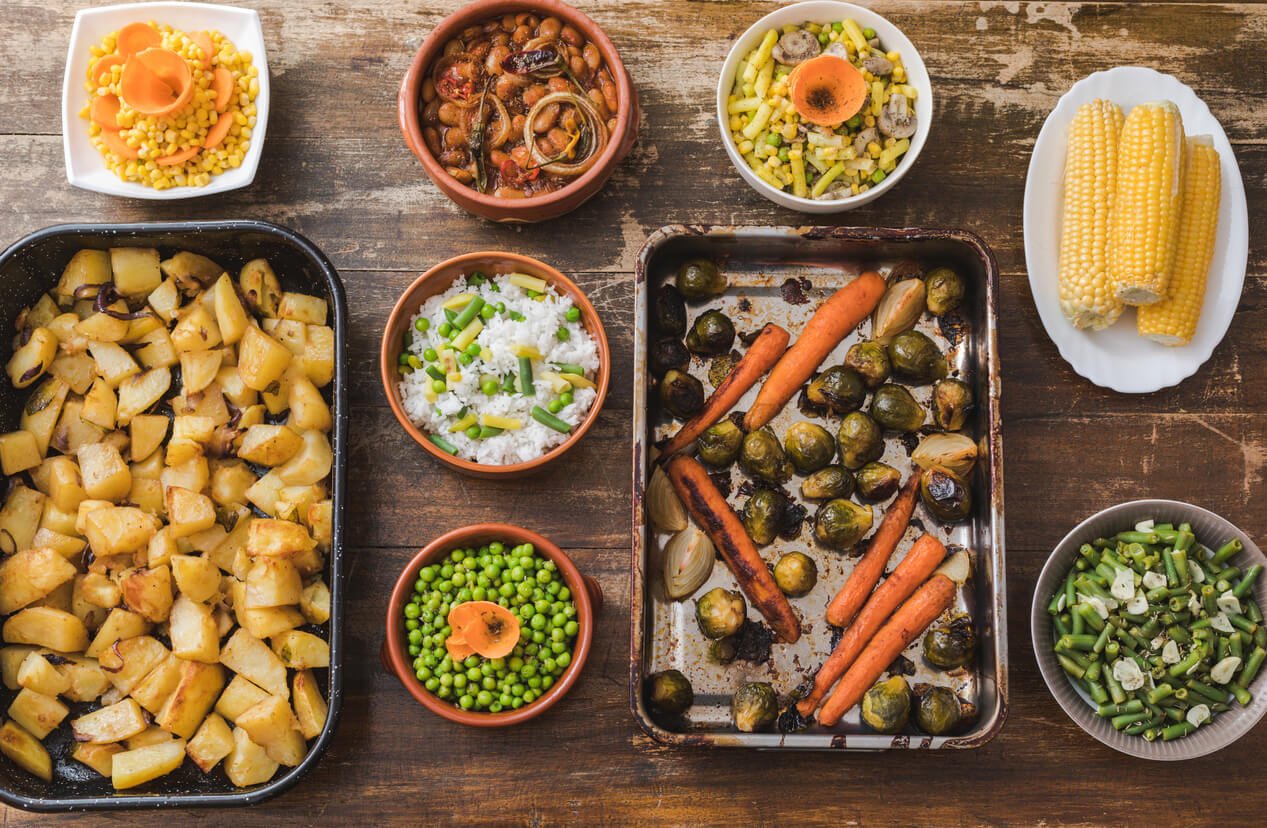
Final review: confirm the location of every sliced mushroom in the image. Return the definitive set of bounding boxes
[878,94,917,139]
[863,55,894,76]
[852,126,879,156]
[772,30,821,66]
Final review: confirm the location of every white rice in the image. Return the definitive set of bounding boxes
[397,272,600,465]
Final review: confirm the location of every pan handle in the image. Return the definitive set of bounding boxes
[583,575,604,616]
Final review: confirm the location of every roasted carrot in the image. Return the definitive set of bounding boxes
[824,473,919,627]
[657,322,789,461]
[743,270,885,431]
[666,455,800,642]
[797,534,946,716]
[818,571,958,726]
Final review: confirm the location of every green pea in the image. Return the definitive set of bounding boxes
[832,21,844,32]
[527,676,542,690]
[490,542,505,554]
[556,651,572,668]
[453,673,467,690]
[424,677,440,692]
[415,318,430,332]
[495,302,506,314]
[458,694,474,710]
[552,612,567,627]
[458,352,473,366]
[405,619,419,632]
[438,322,452,338]
[765,132,782,148]
[565,306,581,322]
[564,620,578,637]
[423,348,438,361]
[559,391,573,406]
[817,30,830,45]
[404,603,420,619]
[863,26,877,38]
[431,379,446,393]
[480,305,495,320]
[547,399,563,414]
[556,326,570,342]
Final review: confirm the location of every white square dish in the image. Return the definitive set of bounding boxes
[61,1,270,200]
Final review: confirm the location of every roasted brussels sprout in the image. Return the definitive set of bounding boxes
[731,682,778,732]
[659,370,704,419]
[855,462,901,501]
[924,613,977,669]
[915,686,963,735]
[844,341,891,388]
[649,337,689,378]
[695,587,747,639]
[740,429,793,485]
[743,488,787,546]
[861,676,911,734]
[806,366,867,414]
[919,465,972,523]
[698,419,743,467]
[675,258,727,301]
[870,384,925,432]
[654,285,688,336]
[886,330,947,384]
[932,378,972,432]
[686,310,736,355]
[801,465,855,500]
[774,551,818,597]
[814,498,874,549]
[925,266,965,316]
[646,669,694,715]
[836,412,884,470]
[783,422,836,474]
[708,635,739,665]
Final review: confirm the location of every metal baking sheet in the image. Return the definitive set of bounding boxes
[630,225,1006,749]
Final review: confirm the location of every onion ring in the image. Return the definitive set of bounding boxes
[523,91,608,177]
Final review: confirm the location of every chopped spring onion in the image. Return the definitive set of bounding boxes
[531,406,572,434]
[428,434,459,455]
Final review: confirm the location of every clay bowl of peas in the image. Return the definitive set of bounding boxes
[380,250,609,478]
[1032,499,1267,759]
[383,523,602,726]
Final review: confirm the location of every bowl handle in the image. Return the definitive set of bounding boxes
[582,574,604,616]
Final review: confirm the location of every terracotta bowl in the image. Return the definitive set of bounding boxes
[398,0,640,222]
[380,251,610,478]
[382,523,602,727]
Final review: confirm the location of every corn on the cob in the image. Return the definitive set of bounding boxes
[1057,99,1126,329]
[1137,136,1221,345]
[1109,101,1187,305]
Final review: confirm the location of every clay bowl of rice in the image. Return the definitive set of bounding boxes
[380,251,609,478]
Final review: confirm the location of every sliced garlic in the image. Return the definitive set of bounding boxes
[1125,590,1149,615]
[1211,656,1242,685]
[1211,612,1234,634]
[1142,571,1167,591]
[1113,658,1146,691]
[1217,590,1242,616]
[1110,568,1136,601]
[1186,704,1211,727]
[1135,519,1155,532]
[1189,560,1205,584]
[1161,640,1181,664]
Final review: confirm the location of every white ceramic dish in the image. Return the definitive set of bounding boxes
[715,1,932,213]
[1023,67,1249,394]
[61,2,270,200]
[1032,500,1267,761]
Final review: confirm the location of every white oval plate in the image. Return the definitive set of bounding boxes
[1023,67,1248,394]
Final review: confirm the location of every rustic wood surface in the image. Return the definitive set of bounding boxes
[1,0,1265,824]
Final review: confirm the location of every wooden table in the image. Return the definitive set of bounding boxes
[1,0,1264,823]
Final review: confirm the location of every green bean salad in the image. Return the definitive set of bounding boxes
[404,541,580,713]
[1048,519,1266,742]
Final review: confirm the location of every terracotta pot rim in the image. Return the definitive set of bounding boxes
[383,522,595,727]
[379,250,610,476]
[398,0,637,218]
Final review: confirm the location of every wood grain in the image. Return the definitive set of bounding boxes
[1,0,1265,824]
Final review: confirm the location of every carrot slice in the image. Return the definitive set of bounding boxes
[789,54,867,126]
[203,113,234,149]
[98,128,138,160]
[155,145,200,166]
[90,54,124,85]
[446,600,491,632]
[453,602,521,659]
[90,94,122,131]
[117,22,161,58]
[445,632,476,661]
[190,31,215,68]
[212,66,234,113]
[120,49,193,117]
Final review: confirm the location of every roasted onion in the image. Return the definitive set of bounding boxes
[523,91,608,177]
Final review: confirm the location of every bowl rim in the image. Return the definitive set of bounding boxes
[60,1,270,201]
[714,0,932,212]
[378,250,610,476]
[398,0,635,216]
[1030,498,1267,760]
[382,522,596,727]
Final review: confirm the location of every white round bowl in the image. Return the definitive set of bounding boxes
[61,2,270,201]
[1031,499,1267,760]
[715,1,932,213]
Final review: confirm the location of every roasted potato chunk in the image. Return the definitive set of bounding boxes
[0,720,52,781]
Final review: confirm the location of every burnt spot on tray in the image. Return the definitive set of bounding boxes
[735,478,757,499]
[708,352,741,388]
[828,624,844,650]
[909,517,926,534]
[886,654,916,677]
[737,297,753,314]
[737,328,762,347]
[708,469,733,498]
[778,703,813,733]
[899,431,922,455]
[779,501,808,540]
[937,312,967,347]
[779,277,812,305]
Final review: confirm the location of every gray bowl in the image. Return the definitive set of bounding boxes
[1031,499,1267,760]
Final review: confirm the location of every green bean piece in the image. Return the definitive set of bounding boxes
[1116,531,1160,546]
[1085,658,1103,682]
[1231,684,1252,706]
[518,356,534,395]
[502,374,517,394]
[1168,595,1188,614]
[1057,654,1087,680]
[1161,721,1197,741]
[1097,699,1144,717]
[1071,608,1086,636]
[1173,687,1189,702]
[1105,640,1121,658]
[1186,680,1230,705]
[1138,618,1161,640]
[1255,627,1267,649]
[425,364,445,381]
[452,297,486,330]
[1230,632,1245,660]
[1217,636,1231,661]
[1092,537,1114,550]
[1168,648,1204,678]
[428,434,459,455]
[1162,706,1185,723]
[1147,683,1175,705]
[477,426,503,439]
[1059,634,1100,652]
[1244,599,1263,624]
[1233,564,1263,599]
[443,307,458,324]
[531,406,572,434]
[1229,614,1258,636]
[1047,590,1064,615]
[554,363,585,376]
[1093,624,1113,654]
[1079,543,1101,565]
[1074,603,1106,632]
[1173,531,1196,554]
[1142,728,1159,742]
[1216,566,1242,583]
[1172,548,1191,587]
[1065,571,1077,614]
[1237,647,1267,689]
[1052,614,1072,638]
[1086,679,1109,705]
[1112,710,1151,730]
[1103,667,1127,705]
[1212,538,1244,566]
